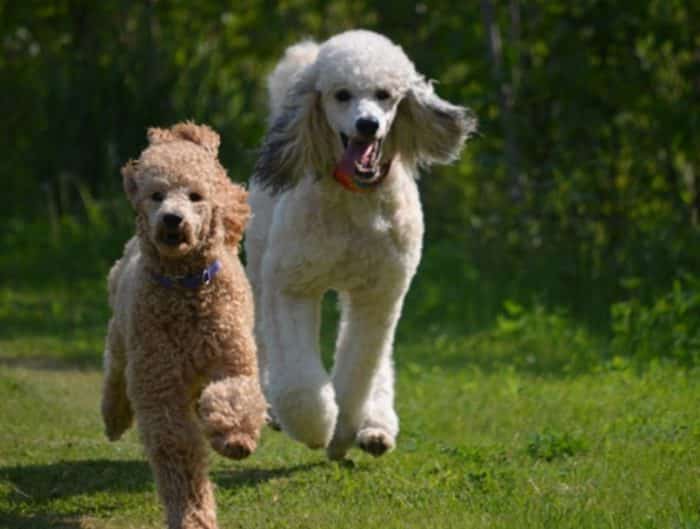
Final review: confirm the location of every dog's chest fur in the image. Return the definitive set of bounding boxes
[124,258,254,383]
[269,167,424,294]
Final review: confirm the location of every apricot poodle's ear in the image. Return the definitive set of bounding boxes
[146,127,177,146]
[217,181,250,248]
[390,77,477,169]
[171,122,221,156]
[254,64,335,194]
[147,122,221,156]
[121,160,140,207]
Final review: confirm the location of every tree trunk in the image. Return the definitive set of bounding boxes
[480,0,523,203]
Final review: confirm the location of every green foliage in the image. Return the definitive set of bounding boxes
[3,1,700,345]
[526,429,587,461]
[612,275,700,366]
[487,301,602,373]
[0,202,132,288]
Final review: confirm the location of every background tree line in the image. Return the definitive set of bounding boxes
[2,0,700,357]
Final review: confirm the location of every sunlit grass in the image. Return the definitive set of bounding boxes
[1,279,699,529]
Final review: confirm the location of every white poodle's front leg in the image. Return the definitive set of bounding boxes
[357,353,399,456]
[327,286,407,460]
[263,288,338,449]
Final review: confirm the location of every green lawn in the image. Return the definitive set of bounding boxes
[1,281,699,529]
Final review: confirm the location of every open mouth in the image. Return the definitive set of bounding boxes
[337,132,386,184]
[160,231,186,248]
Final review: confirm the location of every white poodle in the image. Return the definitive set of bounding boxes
[245,29,476,460]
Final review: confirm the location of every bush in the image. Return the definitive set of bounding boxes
[526,429,587,462]
[489,301,602,373]
[611,275,700,366]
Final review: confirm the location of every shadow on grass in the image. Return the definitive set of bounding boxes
[0,459,324,527]
[1,459,326,501]
[213,461,326,489]
[0,459,152,504]
[0,512,84,529]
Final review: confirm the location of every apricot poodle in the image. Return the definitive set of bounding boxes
[101,122,266,529]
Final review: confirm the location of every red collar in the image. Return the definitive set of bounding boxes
[332,159,393,193]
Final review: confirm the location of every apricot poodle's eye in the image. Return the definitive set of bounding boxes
[335,89,352,102]
[189,192,203,202]
[375,89,391,101]
[151,192,164,202]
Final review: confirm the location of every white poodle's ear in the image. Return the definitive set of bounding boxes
[390,78,477,169]
[254,65,335,193]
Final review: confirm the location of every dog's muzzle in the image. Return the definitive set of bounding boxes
[334,133,392,192]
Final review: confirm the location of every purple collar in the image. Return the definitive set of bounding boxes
[150,260,221,289]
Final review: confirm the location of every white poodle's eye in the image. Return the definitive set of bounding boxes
[375,89,391,101]
[335,89,352,102]
[189,192,203,202]
[151,191,164,202]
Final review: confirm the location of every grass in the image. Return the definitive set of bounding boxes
[0,221,699,528]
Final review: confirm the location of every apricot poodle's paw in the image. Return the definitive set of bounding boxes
[198,376,267,445]
[356,427,395,457]
[210,432,257,460]
[101,398,133,441]
[271,382,338,449]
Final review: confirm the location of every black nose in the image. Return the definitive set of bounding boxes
[163,213,182,228]
[355,117,379,137]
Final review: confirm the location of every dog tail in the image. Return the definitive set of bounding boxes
[267,40,319,122]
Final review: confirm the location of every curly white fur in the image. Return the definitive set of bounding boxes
[246,30,476,460]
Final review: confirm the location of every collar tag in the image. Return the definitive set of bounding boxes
[151,260,221,289]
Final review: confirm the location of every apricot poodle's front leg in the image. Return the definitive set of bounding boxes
[198,375,266,460]
[134,393,217,529]
[101,319,133,441]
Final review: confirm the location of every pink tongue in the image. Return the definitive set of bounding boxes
[336,141,373,177]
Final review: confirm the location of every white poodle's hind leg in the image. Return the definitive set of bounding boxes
[357,354,399,456]
[264,290,338,449]
[245,185,281,429]
[327,288,405,460]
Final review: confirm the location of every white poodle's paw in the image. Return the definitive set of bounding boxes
[356,427,395,457]
[326,420,356,461]
[265,406,282,431]
[272,382,338,449]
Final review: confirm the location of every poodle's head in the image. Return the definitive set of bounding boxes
[256,30,477,193]
[122,122,249,260]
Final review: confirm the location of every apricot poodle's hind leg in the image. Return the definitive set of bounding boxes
[101,319,133,441]
[198,375,267,460]
[135,391,217,529]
